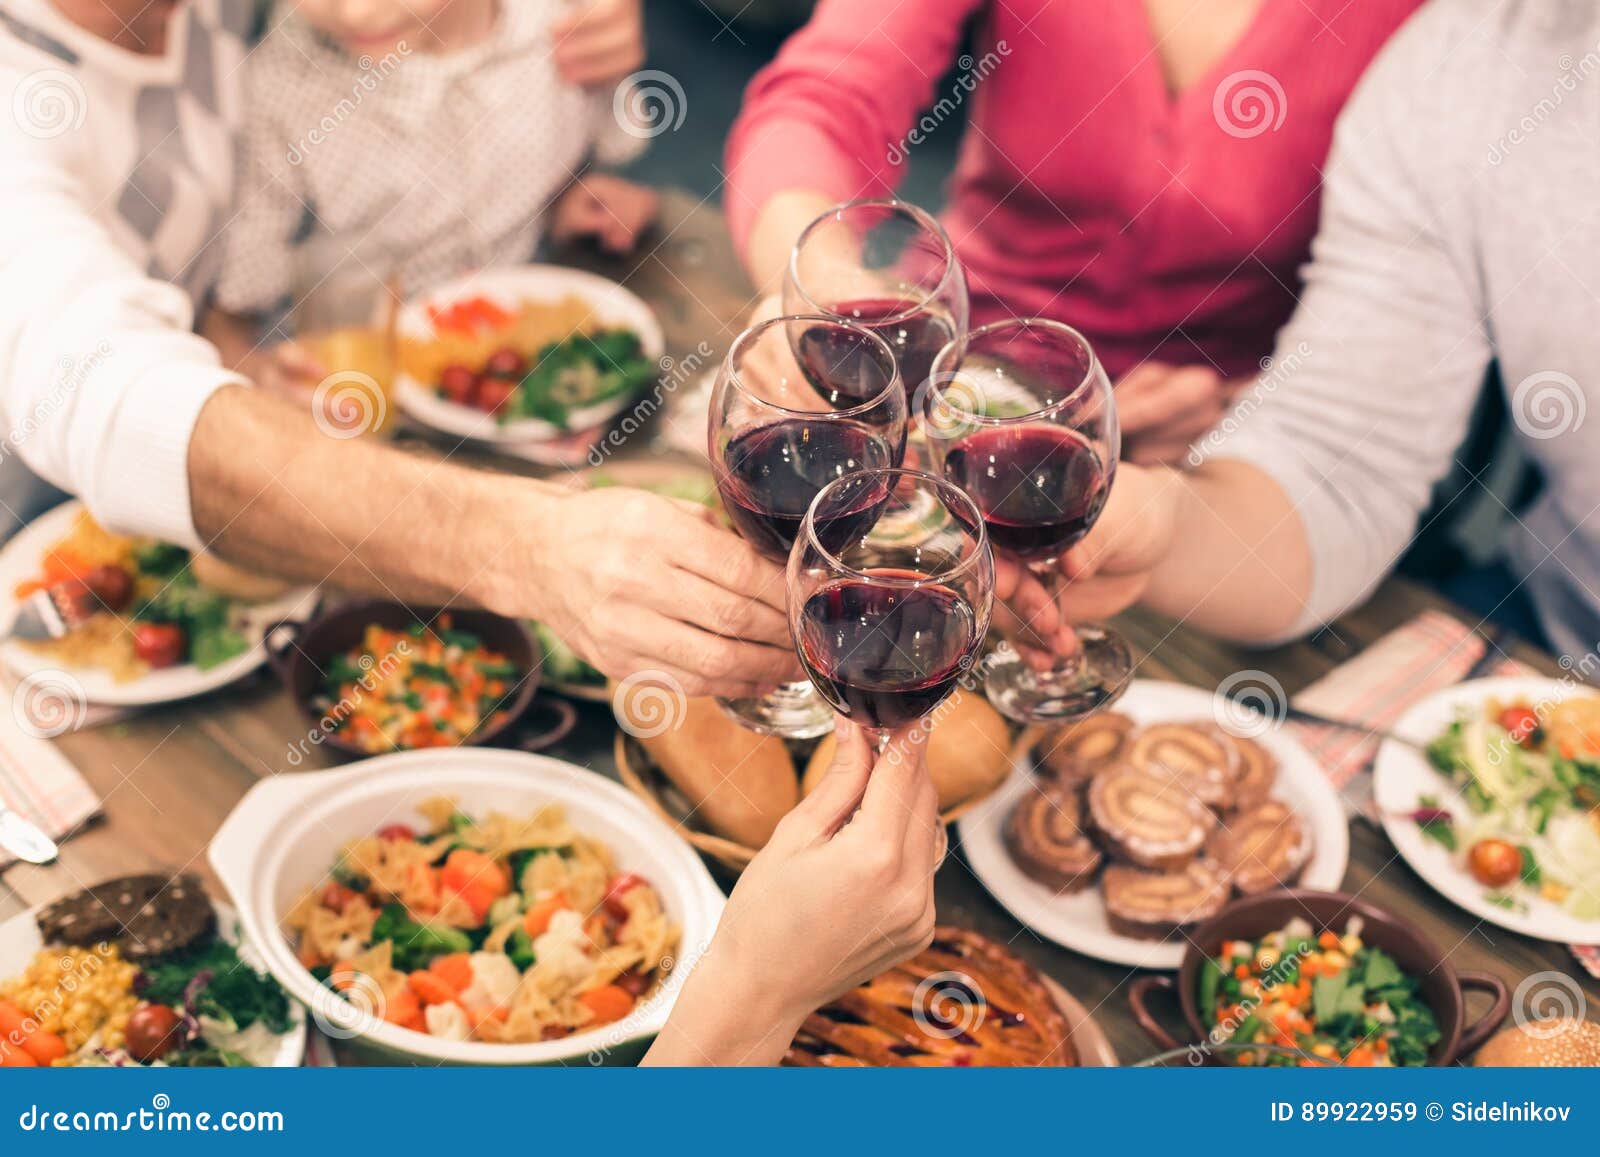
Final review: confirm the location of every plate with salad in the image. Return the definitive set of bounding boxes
[1374,676,1600,942]
[0,874,303,1067]
[0,502,316,706]
[394,266,663,445]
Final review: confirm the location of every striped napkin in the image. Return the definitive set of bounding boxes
[0,696,99,869]
[1290,609,1526,790]
[1285,608,1599,978]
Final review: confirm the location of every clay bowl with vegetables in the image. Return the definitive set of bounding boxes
[1127,890,1509,1067]
[265,601,574,760]
[208,749,726,1066]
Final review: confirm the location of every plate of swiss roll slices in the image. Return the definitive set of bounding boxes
[958,680,1349,970]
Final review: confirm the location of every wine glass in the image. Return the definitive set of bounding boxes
[784,199,969,419]
[926,317,1132,722]
[708,315,907,738]
[787,469,994,747]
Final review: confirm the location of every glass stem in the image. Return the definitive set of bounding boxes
[1028,560,1082,678]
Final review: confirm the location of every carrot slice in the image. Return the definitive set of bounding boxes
[579,984,635,1026]
[0,1044,38,1067]
[429,953,474,993]
[408,971,458,1006]
[523,892,569,938]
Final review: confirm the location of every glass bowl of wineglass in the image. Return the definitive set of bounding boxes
[787,469,994,746]
[926,317,1132,722]
[708,315,907,738]
[784,199,969,421]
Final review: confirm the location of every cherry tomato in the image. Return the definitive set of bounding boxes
[439,364,477,405]
[473,377,517,414]
[124,1004,183,1062]
[1468,838,1523,888]
[602,873,647,922]
[82,565,134,611]
[483,347,526,379]
[616,969,651,997]
[132,622,186,668]
[1496,705,1541,746]
[376,824,415,842]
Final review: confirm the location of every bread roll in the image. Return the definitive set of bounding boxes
[802,688,1011,810]
[638,697,798,848]
[1472,1017,1600,1066]
[188,551,292,603]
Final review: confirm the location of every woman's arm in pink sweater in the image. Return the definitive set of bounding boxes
[724,0,984,289]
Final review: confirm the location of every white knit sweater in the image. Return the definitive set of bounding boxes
[0,0,251,546]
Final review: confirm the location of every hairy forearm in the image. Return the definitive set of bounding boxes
[742,189,838,294]
[1137,461,1314,643]
[187,385,555,616]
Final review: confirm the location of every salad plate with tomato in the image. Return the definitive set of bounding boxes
[0,501,316,706]
[1375,676,1600,943]
[0,876,304,1068]
[393,266,663,445]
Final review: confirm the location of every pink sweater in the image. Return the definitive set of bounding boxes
[725,0,1421,379]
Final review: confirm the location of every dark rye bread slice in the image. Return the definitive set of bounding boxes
[1004,783,1103,893]
[36,873,215,960]
[1102,861,1230,940]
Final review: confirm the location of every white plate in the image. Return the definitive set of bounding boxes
[0,501,317,707]
[1373,675,1600,944]
[957,680,1351,970]
[0,896,305,1067]
[394,265,665,444]
[208,748,726,1066]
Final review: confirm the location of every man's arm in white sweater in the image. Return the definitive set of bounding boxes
[0,110,804,697]
[0,117,242,548]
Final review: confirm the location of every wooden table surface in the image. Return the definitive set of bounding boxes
[2,190,1595,1065]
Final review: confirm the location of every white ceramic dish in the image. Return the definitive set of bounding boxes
[0,500,316,707]
[0,897,305,1067]
[394,265,664,444]
[957,680,1350,970]
[1373,675,1600,944]
[208,749,726,1066]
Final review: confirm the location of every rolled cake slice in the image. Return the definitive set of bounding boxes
[1004,783,1103,892]
[1216,730,1278,810]
[1208,799,1312,894]
[1036,712,1134,788]
[1126,722,1238,809]
[1102,860,1231,940]
[1088,764,1215,869]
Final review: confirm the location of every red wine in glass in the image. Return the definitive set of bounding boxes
[795,298,956,406]
[716,420,896,562]
[939,425,1110,562]
[796,572,979,730]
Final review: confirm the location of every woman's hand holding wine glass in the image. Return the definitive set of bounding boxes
[642,717,939,1066]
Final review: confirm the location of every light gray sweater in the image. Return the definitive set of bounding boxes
[1206,0,1600,659]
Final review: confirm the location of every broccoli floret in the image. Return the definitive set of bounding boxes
[371,904,472,970]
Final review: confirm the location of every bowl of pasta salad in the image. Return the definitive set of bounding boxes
[208,750,725,1065]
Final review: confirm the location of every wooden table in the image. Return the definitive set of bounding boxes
[2,191,1594,1064]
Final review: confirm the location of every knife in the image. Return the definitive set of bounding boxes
[0,803,58,864]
